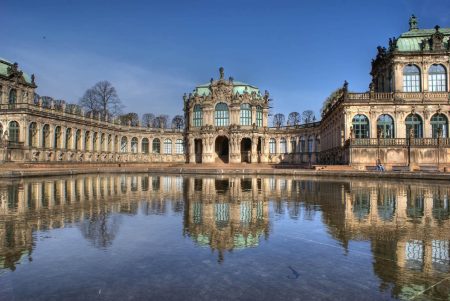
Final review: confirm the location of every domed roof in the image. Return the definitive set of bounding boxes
[0,58,33,85]
[193,67,261,97]
[395,16,450,52]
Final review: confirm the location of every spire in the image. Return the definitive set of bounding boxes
[409,14,418,31]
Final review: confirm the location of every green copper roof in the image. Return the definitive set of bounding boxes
[194,81,261,97]
[396,28,450,52]
[0,58,33,84]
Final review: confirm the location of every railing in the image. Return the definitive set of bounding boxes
[349,138,447,147]
[346,92,449,102]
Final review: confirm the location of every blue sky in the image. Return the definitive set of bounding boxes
[2,0,450,119]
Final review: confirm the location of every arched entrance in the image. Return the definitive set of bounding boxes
[215,136,229,163]
[194,139,202,163]
[241,138,252,163]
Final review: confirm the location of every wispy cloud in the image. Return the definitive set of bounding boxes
[4,47,195,117]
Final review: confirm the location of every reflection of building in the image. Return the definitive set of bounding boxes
[0,174,448,299]
[183,177,270,262]
[337,181,450,299]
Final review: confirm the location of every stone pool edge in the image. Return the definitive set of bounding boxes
[1,165,450,181]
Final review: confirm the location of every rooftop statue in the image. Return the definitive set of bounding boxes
[409,14,418,31]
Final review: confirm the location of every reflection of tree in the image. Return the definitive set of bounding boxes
[79,212,122,249]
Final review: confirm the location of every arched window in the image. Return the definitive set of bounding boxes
[9,121,19,143]
[152,138,160,154]
[352,114,370,138]
[269,138,276,154]
[100,133,106,151]
[54,126,61,148]
[164,139,172,154]
[108,134,112,152]
[240,103,252,126]
[403,64,421,92]
[377,114,395,138]
[405,114,423,138]
[308,136,314,153]
[75,130,81,150]
[256,106,263,127]
[193,104,203,127]
[290,137,296,153]
[428,64,447,92]
[28,122,37,147]
[92,132,98,151]
[65,128,72,149]
[215,103,229,126]
[280,138,287,153]
[300,137,306,153]
[9,89,17,106]
[131,137,138,153]
[142,138,149,154]
[85,131,91,151]
[176,139,184,154]
[120,137,128,153]
[431,114,448,138]
[42,124,50,148]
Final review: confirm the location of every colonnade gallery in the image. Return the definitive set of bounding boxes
[1,16,450,170]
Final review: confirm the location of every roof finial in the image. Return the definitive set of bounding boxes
[219,67,224,80]
[409,14,418,31]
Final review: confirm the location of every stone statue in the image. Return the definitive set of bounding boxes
[219,67,224,79]
[409,14,418,31]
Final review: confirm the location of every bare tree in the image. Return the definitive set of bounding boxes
[79,88,100,115]
[79,81,123,118]
[142,113,155,128]
[302,110,315,124]
[272,113,285,127]
[153,114,169,128]
[171,115,185,130]
[287,112,301,126]
[119,112,140,126]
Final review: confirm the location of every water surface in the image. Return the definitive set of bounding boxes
[0,174,448,300]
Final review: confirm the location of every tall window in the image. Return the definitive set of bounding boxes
[308,136,314,153]
[9,89,17,107]
[256,106,263,127]
[54,126,61,148]
[428,64,447,92]
[93,132,98,151]
[193,105,203,127]
[290,137,296,153]
[120,137,128,153]
[75,130,81,150]
[176,139,184,154]
[100,133,105,151]
[152,138,160,154]
[431,114,448,138]
[280,138,287,153]
[403,64,421,92]
[142,138,149,154]
[131,137,138,153]
[29,122,37,147]
[65,129,72,149]
[269,138,276,154]
[9,121,19,143]
[301,137,306,153]
[240,103,252,126]
[405,114,423,138]
[215,103,229,126]
[352,114,370,138]
[377,114,395,138]
[164,139,172,154]
[42,124,50,148]
[85,131,91,151]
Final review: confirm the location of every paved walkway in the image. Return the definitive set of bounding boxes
[0,162,449,181]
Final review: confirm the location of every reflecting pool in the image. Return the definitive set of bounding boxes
[0,174,449,300]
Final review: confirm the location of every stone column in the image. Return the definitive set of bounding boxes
[189,137,195,163]
[251,135,258,163]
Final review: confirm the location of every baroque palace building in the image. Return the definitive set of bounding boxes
[0,15,450,170]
